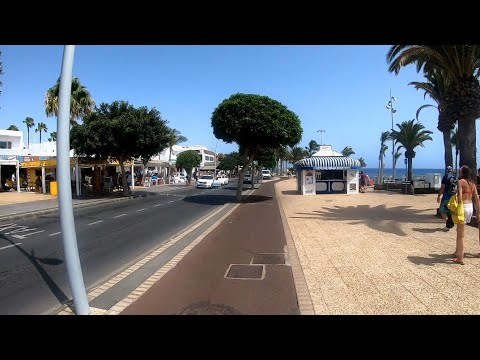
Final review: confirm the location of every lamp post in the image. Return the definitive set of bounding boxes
[386,91,397,181]
[317,129,326,145]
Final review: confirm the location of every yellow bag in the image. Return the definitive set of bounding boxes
[447,194,465,224]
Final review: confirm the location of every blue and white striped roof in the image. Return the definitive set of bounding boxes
[295,156,361,170]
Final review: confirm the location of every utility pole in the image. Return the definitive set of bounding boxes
[386,91,397,181]
[317,129,326,145]
[57,45,89,315]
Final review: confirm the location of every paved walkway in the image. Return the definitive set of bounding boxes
[276,178,480,315]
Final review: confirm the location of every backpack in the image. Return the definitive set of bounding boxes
[446,174,457,194]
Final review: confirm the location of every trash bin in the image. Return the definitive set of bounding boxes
[50,181,58,196]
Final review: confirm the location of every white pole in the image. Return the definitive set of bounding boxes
[41,166,46,194]
[16,162,20,192]
[75,161,80,196]
[131,163,135,189]
[57,45,89,315]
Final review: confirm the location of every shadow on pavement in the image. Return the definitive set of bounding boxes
[241,195,272,203]
[282,190,299,195]
[183,195,236,206]
[0,234,69,305]
[411,227,443,233]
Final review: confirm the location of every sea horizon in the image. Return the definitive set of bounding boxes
[363,168,446,179]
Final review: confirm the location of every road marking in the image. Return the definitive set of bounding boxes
[168,200,174,203]
[4,226,31,234]
[153,204,163,207]
[113,214,127,218]
[12,230,45,239]
[49,232,61,237]
[0,243,22,251]
[0,224,20,232]
[136,208,146,212]
[88,220,104,226]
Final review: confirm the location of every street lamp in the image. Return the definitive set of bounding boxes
[317,129,326,145]
[385,91,397,181]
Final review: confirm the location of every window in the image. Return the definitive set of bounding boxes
[0,141,12,149]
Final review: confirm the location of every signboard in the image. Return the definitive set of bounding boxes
[319,145,332,151]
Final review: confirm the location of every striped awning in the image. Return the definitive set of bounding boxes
[295,156,361,170]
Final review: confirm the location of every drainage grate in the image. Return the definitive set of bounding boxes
[252,253,285,265]
[180,302,241,315]
[225,264,265,280]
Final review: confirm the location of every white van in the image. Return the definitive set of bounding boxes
[262,170,272,180]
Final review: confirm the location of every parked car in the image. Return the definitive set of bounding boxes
[243,174,252,184]
[197,175,214,188]
[217,174,229,185]
[262,170,272,180]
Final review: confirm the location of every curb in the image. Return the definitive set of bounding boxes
[274,182,315,315]
[0,196,133,223]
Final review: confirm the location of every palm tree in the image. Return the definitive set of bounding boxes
[390,119,433,193]
[411,69,453,170]
[387,45,480,171]
[7,125,19,131]
[35,122,48,143]
[305,140,320,156]
[451,126,459,177]
[45,77,95,125]
[394,148,403,176]
[358,157,367,167]
[23,117,35,148]
[290,146,308,163]
[379,131,390,181]
[341,146,355,157]
[48,131,57,142]
[166,128,187,183]
[275,145,289,175]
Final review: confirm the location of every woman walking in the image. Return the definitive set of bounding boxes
[452,165,480,265]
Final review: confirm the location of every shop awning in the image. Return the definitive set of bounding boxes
[295,156,361,170]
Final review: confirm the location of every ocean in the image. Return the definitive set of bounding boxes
[363,168,445,179]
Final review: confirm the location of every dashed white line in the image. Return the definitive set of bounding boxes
[168,200,175,203]
[136,208,146,212]
[49,232,61,237]
[0,243,22,251]
[88,220,104,226]
[113,214,127,218]
[153,204,163,207]
[12,230,45,239]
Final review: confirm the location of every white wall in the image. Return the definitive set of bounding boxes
[0,130,24,150]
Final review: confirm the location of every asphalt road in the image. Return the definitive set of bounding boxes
[0,181,244,314]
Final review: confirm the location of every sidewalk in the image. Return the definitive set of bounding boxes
[119,180,300,315]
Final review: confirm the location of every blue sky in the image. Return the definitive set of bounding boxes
[0,45,471,168]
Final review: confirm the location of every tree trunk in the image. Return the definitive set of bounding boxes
[442,128,453,169]
[119,157,129,196]
[27,128,30,149]
[250,157,256,189]
[407,156,414,195]
[455,150,459,178]
[458,115,477,171]
[380,154,384,183]
[236,151,251,203]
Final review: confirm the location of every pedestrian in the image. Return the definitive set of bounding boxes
[127,171,132,192]
[186,173,191,186]
[451,165,480,265]
[437,166,457,231]
[359,171,366,193]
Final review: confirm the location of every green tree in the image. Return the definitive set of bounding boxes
[394,148,403,173]
[166,128,187,183]
[45,77,95,125]
[358,157,367,167]
[71,101,170,196]
[289,146,308,163]
[390,119,433,193]
[275,145,290,175]
[48,131,57,142]
[341,146,355,157]
[35,122,48,143]
[379,131,390,181]
[211,93,302,202]
[175,150,201,178]
[387,45,480,171]
[217,152,242,172]
[23,117,35,148]
[305,140,320,156]
[7,125,19,131]
[411,70,452,170]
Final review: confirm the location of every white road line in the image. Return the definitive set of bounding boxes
[88,220,104,226]
[153,204,163,207]
[136,208,146,212]
[49,232,61,237]
[0,243,22,251]
[0,224,20,232]
[12,230,45,239]
[113,214,127,219]
[168,200,174,203]
[5,226,31,235]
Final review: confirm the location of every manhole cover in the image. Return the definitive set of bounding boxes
[252,253,285,265]
[180,302,241,315]
[225,264,264,280]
